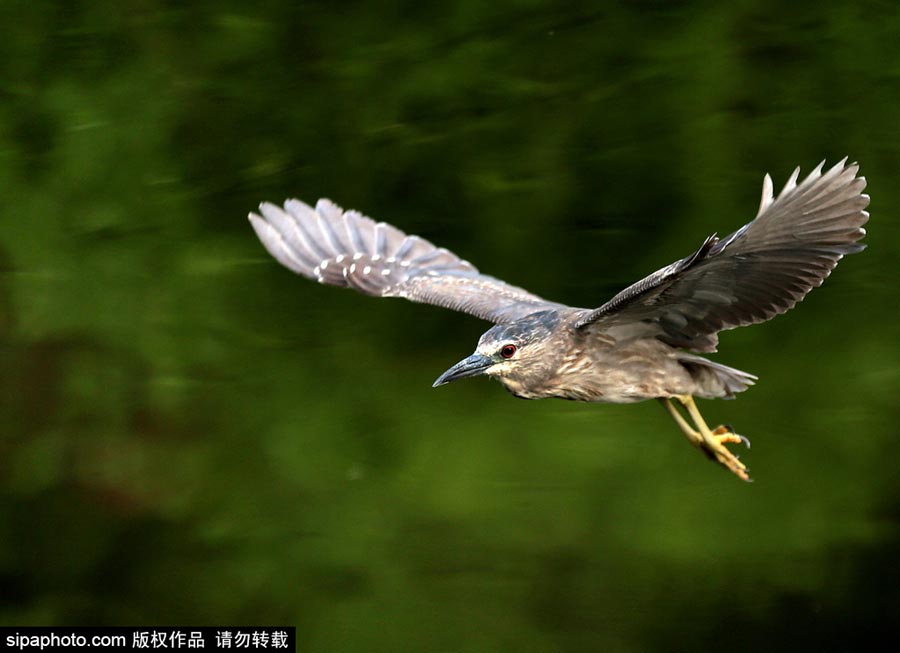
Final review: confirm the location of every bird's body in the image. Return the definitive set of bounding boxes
[459,309,749,403]
[250,159,869,481]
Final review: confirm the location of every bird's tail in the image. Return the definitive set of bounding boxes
[678,354,757,399]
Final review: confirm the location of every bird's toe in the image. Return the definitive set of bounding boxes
[712,424,751,449]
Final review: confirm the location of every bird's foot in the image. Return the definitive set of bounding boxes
[700,425,751,482]
[712,424,751,448]
[660,397,753,482]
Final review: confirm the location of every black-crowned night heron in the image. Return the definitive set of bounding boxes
[249,159,868,481]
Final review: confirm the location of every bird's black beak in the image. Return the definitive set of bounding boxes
[432,353,494,387]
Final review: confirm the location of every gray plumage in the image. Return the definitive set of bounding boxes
[250,158,869,479]
[574,158,869,353]
[249,198,562,324]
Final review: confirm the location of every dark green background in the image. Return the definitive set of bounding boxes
[1,1,897,650]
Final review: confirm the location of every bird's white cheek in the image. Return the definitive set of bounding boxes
[485,360,514,378]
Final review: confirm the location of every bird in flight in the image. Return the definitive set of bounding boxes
[249,159,868,481]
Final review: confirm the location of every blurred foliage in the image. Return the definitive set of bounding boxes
[0,0,898,650]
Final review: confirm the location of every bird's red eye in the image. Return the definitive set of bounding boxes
[500,344,517,359]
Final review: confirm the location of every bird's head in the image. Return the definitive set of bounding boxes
[432,311,562,396]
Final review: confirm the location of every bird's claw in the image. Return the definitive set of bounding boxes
[661,397,753,482]
[702,428,752,482]
[712,424,751,449]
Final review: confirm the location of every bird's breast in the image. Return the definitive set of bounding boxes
[540,338,692,404]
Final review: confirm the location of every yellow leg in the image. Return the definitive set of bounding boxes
[658,398,702,446]
[662,395,752,482]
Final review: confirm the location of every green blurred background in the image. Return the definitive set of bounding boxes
[1,1,898,650]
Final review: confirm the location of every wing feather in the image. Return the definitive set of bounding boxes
[575,159,869,352]
[250,198,560,324]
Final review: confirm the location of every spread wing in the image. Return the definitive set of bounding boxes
[575,158,870,352]
[249,198,562,324]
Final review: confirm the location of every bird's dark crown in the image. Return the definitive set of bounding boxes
[479,310,561,348]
